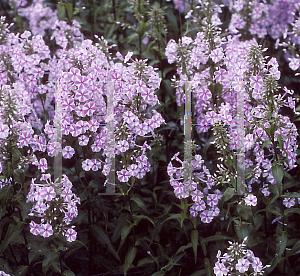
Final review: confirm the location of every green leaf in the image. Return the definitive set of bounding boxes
[65,3,73,19]
[0,184,12,206]
[151,272,165,276]
[127,33,139,44]
[191,230,198,263]
[282,192,300,198]
[124,247,137,276]
[199,237,207,256]
[221,187,236,205]
[204,258,211,276]
[14,265,28,276]
[272,164,284,186]
[162,213,182,225]
[202,136,215,159]
[201,235,232,243]
[112,212,127,243]
[275,134,284,149]
[42,251,59,275]
[132,214,155,226]
[137,21,146,36]
[278,231,288,257]
[63,270,76,276]
[137,257,155,267]
[13,169,25,185]
[130,195,149,214]
[118,223,134,252]
[166,11,178,32]
[236,204,254,225]
[284,208,300,217]
[11,147,22,165]
[94,6,102,24]
[285,239,300,258]
[57,3,66,20]
[0,223,23,255]
[175,243,192,257]
[261,139,272,150]
[90,225,120,262]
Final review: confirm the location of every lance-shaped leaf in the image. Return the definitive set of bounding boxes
[191,230,198,263]
[272,164,284,186]
[124,247,137,276]
[90,225,120,262]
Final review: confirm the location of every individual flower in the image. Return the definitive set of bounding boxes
[236,258,250,273]
[252,257,263,273]
[283,197,295,208]
[116,140,129,153]
[0,123,9,139]
[207,194,219,207]
[244,194,257,206]
[62,146,75,159]
[38,158,48,173]
[90,159,101,171]
[34,187,46,202]
[29,221,40,236]
[65,228,77,242]
[78,135,89,146]
[44,186,56,201]
[200,209,214,223]
[214,262,228,276]
[82,159,93,171]
[289,58,300,70]
[39,223,53,238]
[210,48,224,63]
[117,169,131,182]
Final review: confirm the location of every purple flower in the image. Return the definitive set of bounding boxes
[207,194,219,207]
[283,197,295,208]
[244,194,257,206]
[191,189,204,202]
[117,169,131,182]
[214,262,228,276]
[44,186,56,201]
[289,58,300,70]
[116,140,129,153]
[82,159,93,171]
[236,258,250,273]
[0,123,9,139]
[252,257,263,273]
[29,221,41,236]
[78,135,89,146]
[38,158,48,173]
[62,146,75,159]
[65,228,77,242]
[210,48,224,63]
[34,187,46,202]
[200,210,214,223]
[39,223,53,238]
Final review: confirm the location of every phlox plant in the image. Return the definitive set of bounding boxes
[0,6,166,274]
[165,0,300,274]
[1,0,300,275]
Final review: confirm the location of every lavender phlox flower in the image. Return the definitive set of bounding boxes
[27,175,80,242]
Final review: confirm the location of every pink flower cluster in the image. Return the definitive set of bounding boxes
[167,152,222,223]
[165,25,298,216]
[26,174,80,242]
[0,12,165,243]
[214,237,270,276]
